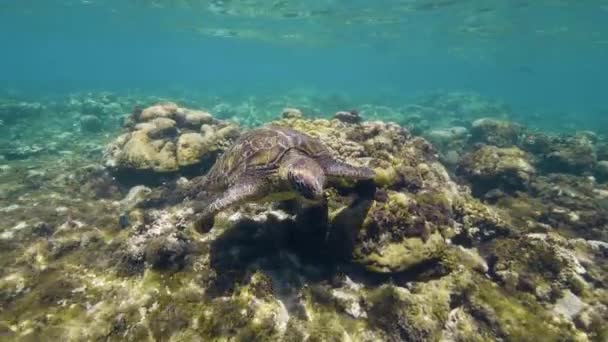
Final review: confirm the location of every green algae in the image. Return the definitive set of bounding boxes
[299,286,376,342]
[373,164,399,188]
[365,269,474,341]
[349,190,454,273]
[488,234,592,301]
[358,231,446,273]
[470,280,584,342]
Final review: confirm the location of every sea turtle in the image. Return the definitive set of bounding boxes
[190,125,375,230]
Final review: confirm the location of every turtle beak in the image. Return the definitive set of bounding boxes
[289,169,325,201]
[300,175,324,201]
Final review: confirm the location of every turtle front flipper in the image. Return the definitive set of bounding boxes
[192,178,267,233]
[320,158,375,180]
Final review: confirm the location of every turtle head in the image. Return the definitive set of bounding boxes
[286,156,326,201]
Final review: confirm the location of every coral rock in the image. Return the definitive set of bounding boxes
[79,114,102,132]
[136,117,178,139]
[334,110,362,124]
[596,160,608,182]
[470,118,522,147]
[332,191,450,273]
[553,290,586,320]
[426,126,468,149]
[108,131,178,172]
[0,101,44,123]
[197,271,290,340]
[281,107,303,119]
[138,102,180,121]
[458,146,535,195]
[453,196,512,243]
[120,185,152,211]
[365,270,474,341]
[540,135,597,174]
[176,109,213,128]
[489,233,589,299]
[123,208,191,273]
[176,132,207,166]
[104,103,239,174]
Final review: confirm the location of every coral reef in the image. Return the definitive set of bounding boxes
[1,92,607,341]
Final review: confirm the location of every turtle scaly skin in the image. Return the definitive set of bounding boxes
[190,126,375,231]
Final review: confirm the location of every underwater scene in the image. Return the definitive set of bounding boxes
[1,1,608,341]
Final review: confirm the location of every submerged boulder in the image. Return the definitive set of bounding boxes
[597,142,608,161]
[470,118,523,147]
[176,133,208,166]
[120,208,191,274]
[280,107,303,119]
[458,146,535,196]
[137,102,180,121]
[0,100,44,124]
[137,117,178,139]
[346,191,449,273]
[333,110,362,124]
[540,135,597,174]
[79,114,103,132]
[426,126,469,150]
[103,102,240,174]
[107,130,179,172]
[176,109,213,128]
[596,160,608,182]
[487,233,590,298]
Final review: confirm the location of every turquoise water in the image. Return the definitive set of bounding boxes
[1,2,608,341]
[2,1,608,114]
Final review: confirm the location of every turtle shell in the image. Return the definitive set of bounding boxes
[204,126,330,189]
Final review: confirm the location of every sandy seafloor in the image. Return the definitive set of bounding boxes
[0,90,607,341]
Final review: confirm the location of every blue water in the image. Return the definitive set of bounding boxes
[2,1,607,116]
